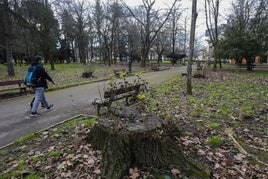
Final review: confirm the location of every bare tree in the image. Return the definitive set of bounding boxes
[187,0,198,95]
[165,4,188,65]
[54,0,77,62]
[102,0,124,66]
[170,5,182,55]
[152,29,170,63]
[94,0,105,64]
[72,0,90,65]
[204,0,221,69]
[87,12,96,63]
[123,0,179,67]
[125,20,142,60]
[180,15,189,54]
[55,0,90,65]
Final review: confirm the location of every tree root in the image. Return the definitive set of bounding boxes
[225,128,268,167]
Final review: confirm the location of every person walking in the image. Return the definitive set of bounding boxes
[29,56,55,116]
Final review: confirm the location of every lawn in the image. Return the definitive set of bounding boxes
[0,62,152,99]
[0,62,155,90]
[0,63,113,88]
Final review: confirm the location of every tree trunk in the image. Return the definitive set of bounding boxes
[187,0,198,95]
[3,0,15,76]
[87,107,209,179]
[246,57,253,71]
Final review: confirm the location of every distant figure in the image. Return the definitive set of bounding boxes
[29,56,55,116]
[127,56,133,74]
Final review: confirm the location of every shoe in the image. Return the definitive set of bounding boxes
[47,104,54,110]
[30,112,40,117]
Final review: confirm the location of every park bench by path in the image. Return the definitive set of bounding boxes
[0,80,27,95]
[92,79,148,115]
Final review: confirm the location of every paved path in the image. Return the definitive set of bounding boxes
[0,66,188,148]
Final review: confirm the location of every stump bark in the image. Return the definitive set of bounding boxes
[87,107,209,178]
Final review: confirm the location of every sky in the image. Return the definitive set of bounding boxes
[122,0,233,45]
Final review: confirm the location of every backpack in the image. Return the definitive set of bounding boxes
[24,64,41,86]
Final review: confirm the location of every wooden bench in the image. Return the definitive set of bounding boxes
[92,82,147,114]
[0,80,27,95]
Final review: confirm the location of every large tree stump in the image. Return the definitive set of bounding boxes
[87,107,209,178]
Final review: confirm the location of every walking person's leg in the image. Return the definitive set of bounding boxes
[40,91,54,110]
[30,97,45,109]
[40,93,48,108]
[31,87,44,116]
[30,97,35,109]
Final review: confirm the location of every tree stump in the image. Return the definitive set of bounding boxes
[87,107,209,179]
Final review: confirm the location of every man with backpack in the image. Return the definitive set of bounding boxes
[27,55,55,116]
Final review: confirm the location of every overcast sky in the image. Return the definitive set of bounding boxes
[122,0,233,44]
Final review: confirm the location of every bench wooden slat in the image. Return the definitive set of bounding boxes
[0,87,26,91]
[104,86,141,98]
[0,80,25,86]
[94,91,136,105]
[0,80,27,95]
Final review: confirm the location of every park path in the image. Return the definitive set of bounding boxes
[0,66,188,148]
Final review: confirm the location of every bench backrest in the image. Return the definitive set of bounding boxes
[0,80,25,86]
[104,85,141,98]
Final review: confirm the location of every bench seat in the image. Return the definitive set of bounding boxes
[0,80,27,95]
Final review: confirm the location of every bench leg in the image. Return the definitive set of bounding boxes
[19,88,27,95]
[97,106,101,115]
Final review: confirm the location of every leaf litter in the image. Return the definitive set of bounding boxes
[0,68,267,178]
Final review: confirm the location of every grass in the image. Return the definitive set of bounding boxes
[208,121,220,129]
[13,133,36,146]
[0,63,113,90]
[144,68,267,150]
[0,63,117,99]
[48,151,62,158]
[208,135,224,148]
[0,61,154,98]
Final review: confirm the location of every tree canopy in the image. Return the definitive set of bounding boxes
[1,0,267,75]
[217,0,268,70]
